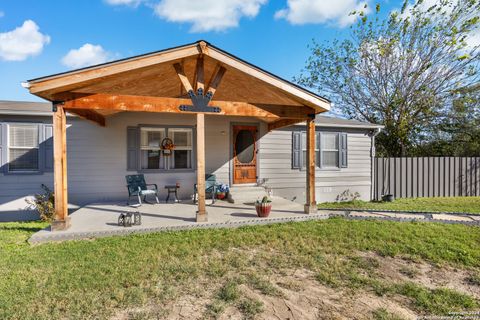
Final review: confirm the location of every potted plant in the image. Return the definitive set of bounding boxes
[255,196,272,217]
[216,184,229,200]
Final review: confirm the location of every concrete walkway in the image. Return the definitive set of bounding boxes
[29,197,328,243]
[322,208,480,225]
[29,199,480,244]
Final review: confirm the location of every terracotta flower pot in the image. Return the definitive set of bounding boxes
[255,203,272,217]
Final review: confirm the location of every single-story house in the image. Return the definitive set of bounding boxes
[0,40,382,226]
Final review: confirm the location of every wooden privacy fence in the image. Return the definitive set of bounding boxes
[373,157,480,200]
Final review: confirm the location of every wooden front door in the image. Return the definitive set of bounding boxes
[233,125,257,184]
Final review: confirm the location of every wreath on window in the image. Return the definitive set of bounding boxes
[161,137,175,156]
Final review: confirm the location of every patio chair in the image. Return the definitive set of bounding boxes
[125,174,159,206]
[193,174,217,204]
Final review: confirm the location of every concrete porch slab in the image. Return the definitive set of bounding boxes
[29,196,329,243]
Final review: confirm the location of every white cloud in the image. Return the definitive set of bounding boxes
[61,43,112,69]
[154,0,267,32]
[0,20,50,61]
[104,0,143,7]
[275,0,370,27]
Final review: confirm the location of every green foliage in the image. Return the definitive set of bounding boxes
[318,197,480,214]
[372,308,404,320]
[217,281,240,303]
[1,219,480,318]
[25,184,55,222]
[297,0,480,156]
[237,298,264,319]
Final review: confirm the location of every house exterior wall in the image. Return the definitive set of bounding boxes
[258,126,373,203]
[0,112,266,221]
[0,111,373,221]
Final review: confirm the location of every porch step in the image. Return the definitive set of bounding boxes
[229,185,268,204]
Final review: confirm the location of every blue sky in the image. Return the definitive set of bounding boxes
[0,0,401,102]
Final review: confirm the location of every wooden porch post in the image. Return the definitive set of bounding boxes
[51,104,70,230]
[196,113,208,222]
[305,116,317,214]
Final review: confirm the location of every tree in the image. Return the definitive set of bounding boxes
[297,0,480,156]
[412,83,480,156]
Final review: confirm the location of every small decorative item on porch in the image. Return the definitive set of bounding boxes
[161,137,175,156]
[118,212,142,227]
[216,184,229,200]
[255,196,272,218]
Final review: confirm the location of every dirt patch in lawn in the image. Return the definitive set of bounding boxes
[112,252,480,320]
[359,252,480,300]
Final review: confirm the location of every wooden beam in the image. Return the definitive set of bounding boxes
[173,62,194,93]
[206,64,226,98]
[195,56,204,92]
[196,113,207,222]
[204,46,330,112]
[65,108,106,126]
[304,117,317,214]
[51,105,70,230]
[63,93,311,120]
[268,118,305,131]
[29,44,201,97]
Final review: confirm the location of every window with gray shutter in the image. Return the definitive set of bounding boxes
[340,132,348,168]
[127,127,138,171]
[43,124,54,171]
[0,123,3,172]
[292,132,301,169]
[8,124,40,172]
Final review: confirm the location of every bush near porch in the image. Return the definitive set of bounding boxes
[318,197,480,214]
[0,219,479,319]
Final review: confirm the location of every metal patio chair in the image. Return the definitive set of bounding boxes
[193,174,217,204]
[125,174,159,206]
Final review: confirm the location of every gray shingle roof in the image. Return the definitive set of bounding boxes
[0,100,52,116]
[314,115,383,129]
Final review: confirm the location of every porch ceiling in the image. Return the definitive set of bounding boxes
[26,40,330,129]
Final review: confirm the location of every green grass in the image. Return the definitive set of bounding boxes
[1,218,479,319]
[318,197,480,214]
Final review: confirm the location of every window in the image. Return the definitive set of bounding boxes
[301,132,320,168]
[8,124,39,172]
[140,128,165,170]
[320,133,339,168]
[170,128,193,169]
[137,127,193,171]
[292,131,347,170]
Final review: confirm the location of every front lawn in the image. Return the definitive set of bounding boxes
[1,219,479,319]
[318,196,480,214]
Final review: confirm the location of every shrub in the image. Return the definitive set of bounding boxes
[25,184,55,222]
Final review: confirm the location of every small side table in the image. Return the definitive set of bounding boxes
[165,185,180,203]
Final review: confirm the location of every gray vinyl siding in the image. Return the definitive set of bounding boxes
[0,111,373,221]
[258,126,372,203]
[0,112,265,220]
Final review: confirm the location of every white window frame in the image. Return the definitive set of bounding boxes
[138,126,194,171]
[301,132,320,169]
[7,123,40,173]
[320,132,340,169]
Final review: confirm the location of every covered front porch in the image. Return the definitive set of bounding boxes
[25,40,330,231]
[29,196,330,243]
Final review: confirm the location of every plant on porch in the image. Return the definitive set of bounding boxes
[255,196,272,217]
[25,184,55,222]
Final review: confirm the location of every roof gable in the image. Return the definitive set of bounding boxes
[26,41,329,112]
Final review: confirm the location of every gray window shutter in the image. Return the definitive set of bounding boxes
[292,132,301,169]
[43,124,54,172]
[340,132,348,168]
[0,123,4,173]
[127,127,138,171]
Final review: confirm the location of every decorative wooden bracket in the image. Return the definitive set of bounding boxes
[173,59,226,113]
